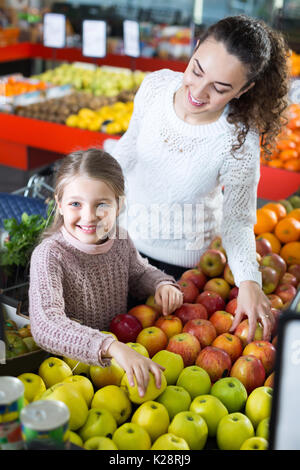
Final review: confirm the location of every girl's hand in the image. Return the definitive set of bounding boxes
[104,341,165,398]
[229,280,274,343]
[154,284,184,316]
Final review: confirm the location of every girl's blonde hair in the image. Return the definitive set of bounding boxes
[40,148,125,241]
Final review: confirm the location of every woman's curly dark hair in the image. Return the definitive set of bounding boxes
[195,15,291,155]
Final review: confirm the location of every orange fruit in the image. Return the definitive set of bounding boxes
[256,232,282,254]
[280,242,300,265]
[279,149,299,161]
[267,159,283,169]
[283,159,300,172]
[274,217,300,243]
[254,208,278,235]
[263,202,287,221]
[287,208,300,222]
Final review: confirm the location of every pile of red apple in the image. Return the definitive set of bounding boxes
[109,237,300,395]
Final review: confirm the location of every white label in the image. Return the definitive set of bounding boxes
[82,20,107,58]
[123,20,140,58]
[43,13,66,49]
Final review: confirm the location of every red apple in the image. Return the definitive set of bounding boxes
[128,305,158,328]
[267,294,284,310]
[234,319,263,348]
[174,303,208,325]
[223,264,235,286]
[209,235,227,257]
[260,266,280,294]
[270,307,281,337]
[183,318,217,348]
[196,291,226,318]
[136,326,168,358]
[166,332,201,367]
[243,340,276,375]
[212,333,243,363]
[228,286,239,300]
[180,268,207,290]
[265,371,275,388]
[260,253,287,279]
[255,237,272,257]
[155,315,183,339]
[279,272,298,288]
[204,278,231,300]
[178,279,199,303]
[195,346,232,383]
[109,314,143,343]
[198,249,227,277]
[275,283,297,304]
[288,264,300,283]
[209,310,234,335]
[225,298,238,316]
[230,355,266,394]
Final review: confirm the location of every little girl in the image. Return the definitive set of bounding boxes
[28,148,183,397]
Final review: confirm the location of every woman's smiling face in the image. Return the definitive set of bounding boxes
[178,37,254,123]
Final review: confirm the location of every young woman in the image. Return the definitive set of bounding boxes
[105,15,289,343]
[28,149,183,397]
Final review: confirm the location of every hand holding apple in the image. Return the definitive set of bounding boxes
[155,284,184,316]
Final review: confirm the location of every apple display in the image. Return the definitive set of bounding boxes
[63,356,90,376]
[113,422,151,450]
[155,314,183,338]
[127,304,158,328]
[234,319,263,348]
[274,283,297,304]
[256,417,269,440]
[131,401,170,443]
[209,311,234,335]
[180,268,207,290]
[183,318,217,348]
[261,265,281,294]
[89,359,125,388]
[255,237,272,257]
[156,385,192,420]
[146,295,162,314]
[120,371,167,404]
[17,373,46,403]
[245,386,273,429]
[243,341,276,375]
[230,355,266,394]
[136,326,168,357]
[78,408,117,442]
[196,291,226,317]
[210,377,247,413]
[168,411,208,450]
[198,249,227,277]
[195,346,232,383]
[279,272,298,287]
[174,303,208,324]
[240,436,268,450]
[176,365,211,399]
[109,313,143,343]
[166,332,201,367]
[38,357,72,388]
[189,394,228,437]
[151,350,184,385]
[216,412,254,450]
[287,264,300,283]
[177,279,199,303]
[260,253,287,279]
[225,298,238,316]
[212,333,243,363]
[223,264,235,286]
[204,278,231,300]
[267,294,284,310]
[63,375,94,408]
[91,385,132,425]
[151,433,189,450]
[83,436,118,450]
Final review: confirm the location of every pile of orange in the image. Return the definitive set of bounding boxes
[0,76,47,97]
[260,104,300,172]
[254,202,300,265]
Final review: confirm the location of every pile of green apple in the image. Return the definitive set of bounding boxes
[32,64,147,97]
[4,319,41,358]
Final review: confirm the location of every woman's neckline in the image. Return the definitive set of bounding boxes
[61,225,115,255]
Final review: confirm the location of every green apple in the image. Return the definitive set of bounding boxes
[151,433,189,450]
[62,356,90,376]
[289,195,300,209]
[120,371,167,404]
[23,337,40,352]
[126,342,149,357]
[78,408,117,442]
[40,382,88,431]
[240,436,268,450]
[131,400,169,442]
[245,386,273,429]
[168,411,208,450]
[84,436,118,450]
[89,359,124,388]
[176,365,211,399]
[63,375,94,407]
[152,350,184,385]
[210,377,248,413]
[217,412,254,450]
[190,395,228,437]
[156,385,191,420]
[113,422,151,450]
[17,373,46,403]
[91,385,131,425]
[279,199,293,214]
[68,431,83,448]
[5,331,28,356]
[38,357,72,388]
[256,417,269,440]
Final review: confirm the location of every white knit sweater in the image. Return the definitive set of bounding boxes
[105,69,262,288]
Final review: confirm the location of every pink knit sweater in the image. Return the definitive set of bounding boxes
[28,225,177,367]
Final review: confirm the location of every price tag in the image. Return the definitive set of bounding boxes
[123,20,140,58]
[43,13,66,49]
[82,20,107,58]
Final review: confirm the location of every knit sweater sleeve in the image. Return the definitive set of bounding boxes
[218,128,262,288]
[126,232,179,299]
[28,242,116,367]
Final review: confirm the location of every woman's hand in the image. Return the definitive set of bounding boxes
[104,341,165,398]
[154,284,183,316]
[229,280,274,343]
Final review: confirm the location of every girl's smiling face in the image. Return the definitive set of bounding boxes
[56,176,119,244]
[176,37,254,124]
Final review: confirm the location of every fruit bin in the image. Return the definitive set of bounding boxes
[0,293,49,376]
